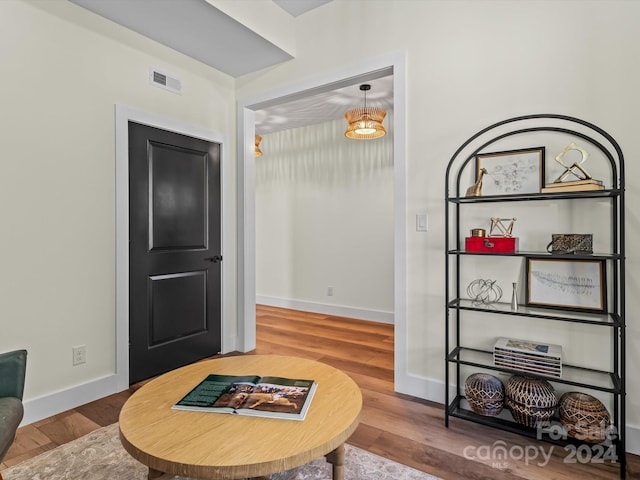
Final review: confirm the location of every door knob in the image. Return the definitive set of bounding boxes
[204,255,223,263]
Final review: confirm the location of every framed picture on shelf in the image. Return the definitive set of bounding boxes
[476,147,545,196]
[525,257,606,312]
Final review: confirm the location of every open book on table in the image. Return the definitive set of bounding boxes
[172,374,317,421]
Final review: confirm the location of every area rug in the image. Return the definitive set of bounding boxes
[3,423,439,480]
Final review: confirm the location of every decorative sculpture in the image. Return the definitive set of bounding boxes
[553,142,592,183]
[489,217,517,237]
[466,168,487,197]
[467,279,503,306]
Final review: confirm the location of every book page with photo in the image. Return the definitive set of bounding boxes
[173,374,317,421]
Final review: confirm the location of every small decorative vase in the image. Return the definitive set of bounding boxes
[511,282,518,311]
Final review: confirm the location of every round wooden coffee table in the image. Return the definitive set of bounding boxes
[119,355,362,480]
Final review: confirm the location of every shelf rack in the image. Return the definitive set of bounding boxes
[444,114,626,478]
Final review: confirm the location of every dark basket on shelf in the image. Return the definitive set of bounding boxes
[505,375,558,428]
[559,392,611,443]
[465,373,505,416]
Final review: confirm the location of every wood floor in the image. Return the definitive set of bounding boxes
[3,304,639,479]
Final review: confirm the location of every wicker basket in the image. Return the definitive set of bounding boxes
[505,375,557,428]
[465,373,504,416]
[559,392,611,443]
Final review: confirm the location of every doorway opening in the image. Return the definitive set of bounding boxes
[254,92,394,322]
[237,52,409,393]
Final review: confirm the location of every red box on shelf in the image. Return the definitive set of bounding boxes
[465,236,518,253]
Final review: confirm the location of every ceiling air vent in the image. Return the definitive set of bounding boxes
[149,67,182,95]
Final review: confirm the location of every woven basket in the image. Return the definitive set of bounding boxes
[505,375,557,428]
[559,392,611,443]
[465,373,504,416]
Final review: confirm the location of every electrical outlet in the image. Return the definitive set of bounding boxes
[327,286,334,296]
[72,345,86,366]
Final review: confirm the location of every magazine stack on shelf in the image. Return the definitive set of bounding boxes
[493,337,562,378]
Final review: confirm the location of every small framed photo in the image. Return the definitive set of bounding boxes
[526,257,606,312]
[476,147,545,196]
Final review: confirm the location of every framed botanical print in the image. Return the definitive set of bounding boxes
[526,257,606,313]
[476,147,545,196]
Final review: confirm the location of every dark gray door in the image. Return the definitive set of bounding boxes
[129,122,221,383]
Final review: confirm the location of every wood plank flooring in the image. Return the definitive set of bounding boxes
[3,305,638,479]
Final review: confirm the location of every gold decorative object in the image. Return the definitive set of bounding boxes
[489,217,516,237]
[553,142,591,183]
[470,228,486,237]
[344,84,387,140]
[254,135,263,157]
[465,168,487,197]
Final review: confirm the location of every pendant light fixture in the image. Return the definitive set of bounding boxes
[254,135,263,157]
[344,84,387,140]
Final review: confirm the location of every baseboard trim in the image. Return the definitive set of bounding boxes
[625,424,640,456]
[256,295,394,324]
[395,371,447,403]
[22,374,121,426]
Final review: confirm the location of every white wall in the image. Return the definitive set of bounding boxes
[255,118,394,322]
[4,0,640,456]
[236,0,640,451]
[0,0,236,420]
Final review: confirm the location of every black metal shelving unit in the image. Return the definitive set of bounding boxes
[444,114,626,478]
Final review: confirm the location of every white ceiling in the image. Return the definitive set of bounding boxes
[273,0,333,17]
[255,76,394,135]
[69,0,296,77]
[69,0,332,76]
[69,0,392,135]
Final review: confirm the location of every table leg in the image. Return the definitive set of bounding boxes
[325,444,345,480]
[148,468,173,479]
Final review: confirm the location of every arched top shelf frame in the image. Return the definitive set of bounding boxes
[445,114,625,199]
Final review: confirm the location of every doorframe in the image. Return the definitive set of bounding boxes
[237,51,413,394]
[114,104,230,390]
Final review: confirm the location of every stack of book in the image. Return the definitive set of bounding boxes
[493,337,562,378]
[541,178,604,193]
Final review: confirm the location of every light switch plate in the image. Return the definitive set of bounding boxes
[416,213,428,232]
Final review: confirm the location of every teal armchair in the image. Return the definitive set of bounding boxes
[0,349,27,478]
